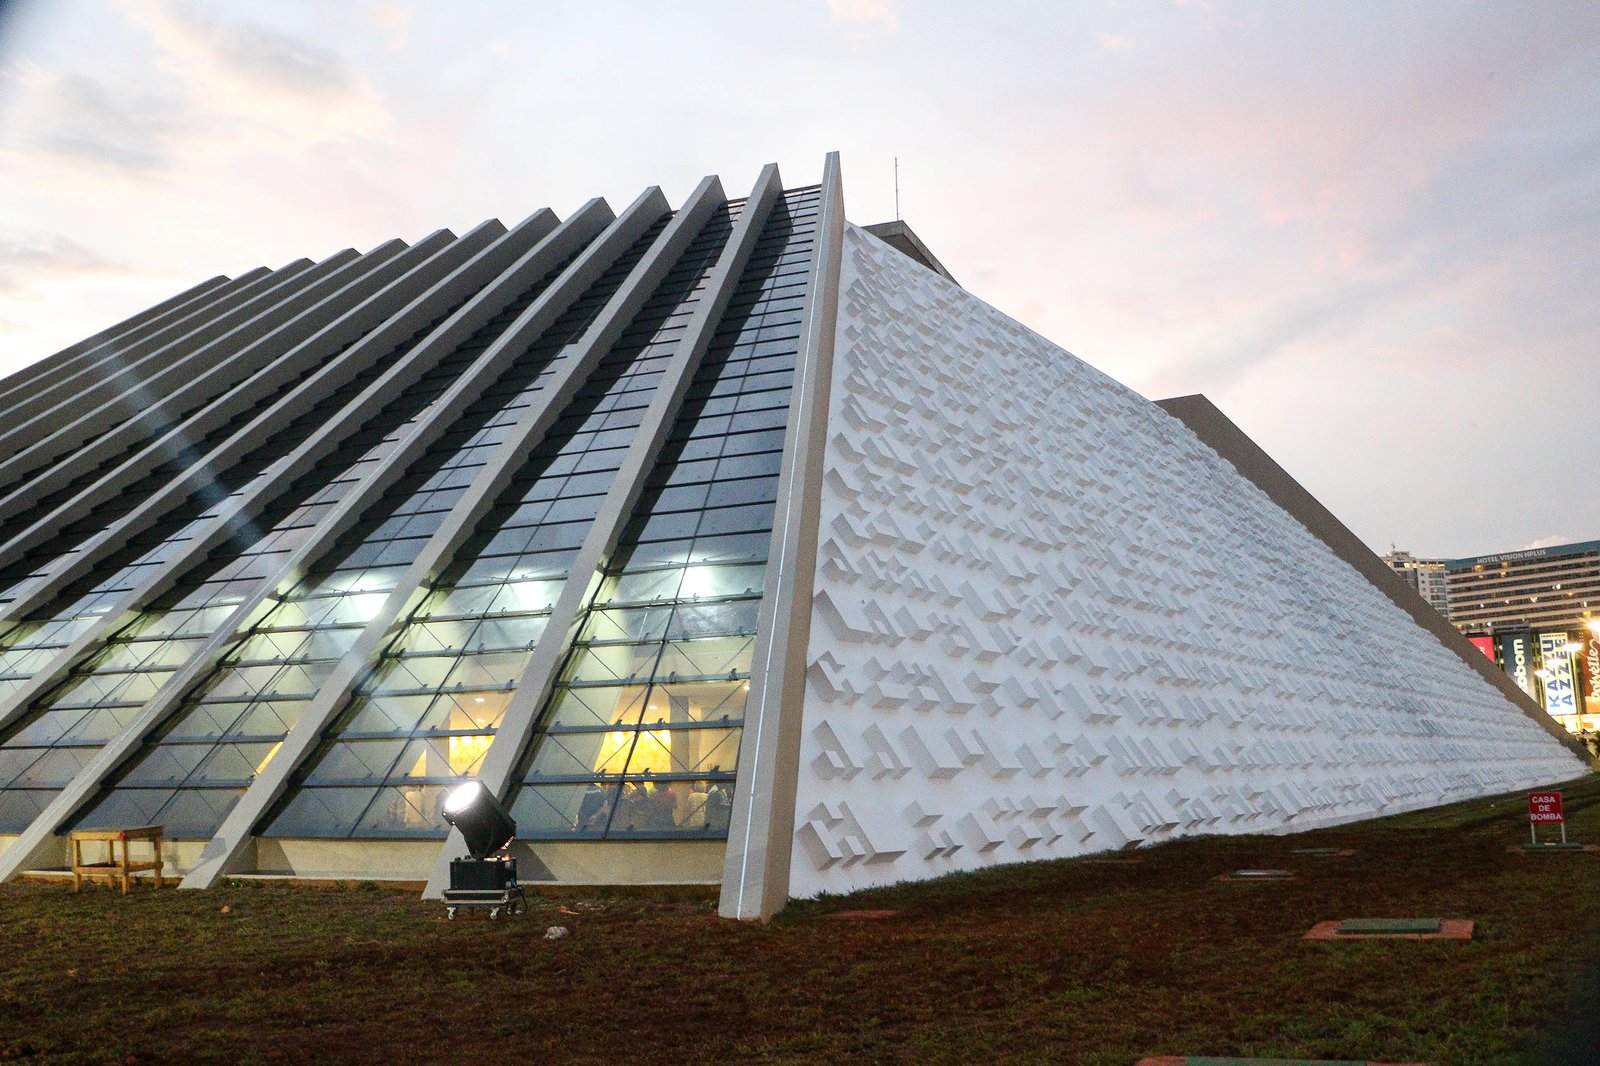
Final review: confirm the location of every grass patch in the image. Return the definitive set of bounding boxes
[3,775,1599,1064]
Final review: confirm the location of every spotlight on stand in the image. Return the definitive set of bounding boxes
[443,781,515,858]
[440,781,524,921]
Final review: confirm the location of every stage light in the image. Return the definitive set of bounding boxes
[441,781,524,920]
[441,780,515,860]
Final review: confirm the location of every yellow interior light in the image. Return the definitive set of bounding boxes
[254,740,284,777]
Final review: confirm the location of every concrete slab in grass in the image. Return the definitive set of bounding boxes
[1339,918,1440,934]
[1215,869,1297,882]
[1136,1058,1427,1065]
[1508,843,1600,853]
[1290,848,1356,857]
[1303,918,1473,941]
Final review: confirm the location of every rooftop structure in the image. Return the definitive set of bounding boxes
[1384,550,1450,618]
[0,156,1585,917]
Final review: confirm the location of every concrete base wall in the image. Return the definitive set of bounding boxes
[241,838,728,885]
[0,835,203,875]
[254,839,442,881]
[511,839,725,884]
[0,830,726,886]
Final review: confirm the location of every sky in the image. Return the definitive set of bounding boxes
[0,0,1595,560]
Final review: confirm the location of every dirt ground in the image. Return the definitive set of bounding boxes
[4,775,1600,1065]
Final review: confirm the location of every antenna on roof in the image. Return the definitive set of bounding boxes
[894,156,901,220]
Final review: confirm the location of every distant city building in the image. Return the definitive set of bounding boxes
[1445,539,1600,637]
[1446,539,1600,733]
[1383,550,1449,617]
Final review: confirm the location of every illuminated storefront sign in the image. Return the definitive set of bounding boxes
[1468,635,1495,660]
[1496,632,1536,699]
[1538,632,1578,716]
[1584,629,1600,720]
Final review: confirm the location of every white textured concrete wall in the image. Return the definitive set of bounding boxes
[786,224,1586,900]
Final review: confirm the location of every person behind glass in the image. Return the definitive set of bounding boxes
[613,781,646,831]
[644,780,678,830]
[679,782,708,828]
[576,782,611,833]
[705,781,732,832]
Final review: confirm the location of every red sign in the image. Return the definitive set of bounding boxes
[1530,791,1564,824]
[1469,635,1495,660]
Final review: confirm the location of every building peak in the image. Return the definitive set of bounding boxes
[860,219,957,285]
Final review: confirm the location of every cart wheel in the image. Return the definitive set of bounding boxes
[446,907,457,921]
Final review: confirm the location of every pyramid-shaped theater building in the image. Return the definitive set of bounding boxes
[0,155,1585,917]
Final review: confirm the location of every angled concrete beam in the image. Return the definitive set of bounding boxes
[0,191,640,644]
[0,236,450,517]
[52,276,235,355]
[0,259,336,464]
[0,205,605,633]
[0,219,512,570]
[0,275,234,408]
[720,152,845,920]
[0,192,650,872]
[421,164,785,897]
[0,268,289,492]
[0,273,261,416]
[0,205,618,736]
[144,187,663,631]
[181,176,727,887]
[0,207,634,882]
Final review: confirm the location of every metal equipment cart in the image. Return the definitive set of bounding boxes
[442,854,525,920]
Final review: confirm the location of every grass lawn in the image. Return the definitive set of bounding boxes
[5,775,1600,1065]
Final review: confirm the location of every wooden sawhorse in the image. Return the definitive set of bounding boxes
[70,825,165,894]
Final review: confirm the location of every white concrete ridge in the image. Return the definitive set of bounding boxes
[785,223,1587,899]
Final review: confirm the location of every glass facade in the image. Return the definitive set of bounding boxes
[61,214,673,839]
[0,266,358,613]
[506,186,818,841]
[259,204,741,839]
[0,263,473,617]
[0,173,822,885]
[0,241,591,834]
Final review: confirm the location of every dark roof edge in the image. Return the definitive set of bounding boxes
[1446,538,1600,571]
[860,220,958,286]
[1156,392,1596,768]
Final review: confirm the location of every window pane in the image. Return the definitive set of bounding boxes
[654,635,755,680]
[303,740,408,784]
[523,730,630,779]
[265,788,380,838]
[74,789,175,832]
[581,606,672,644]
[353,785,447,836]
[508,782,605,837]
[544,685,648,731]
[622,726,742,777]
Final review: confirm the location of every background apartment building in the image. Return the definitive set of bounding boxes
[1445,539,1600,733]
[1383,550,1450,617]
